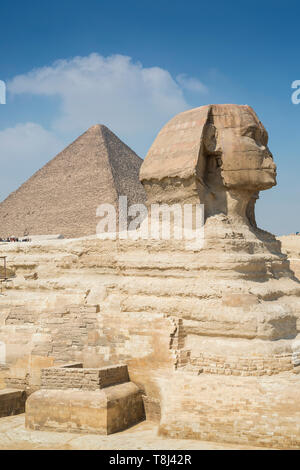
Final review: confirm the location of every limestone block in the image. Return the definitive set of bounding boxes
[41,364,129,390]
[25,382,145,434]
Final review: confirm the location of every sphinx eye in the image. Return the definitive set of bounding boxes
[261,130,268,146]
[244,126,257,139]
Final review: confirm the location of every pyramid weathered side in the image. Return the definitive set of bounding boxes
[102,126,146,207]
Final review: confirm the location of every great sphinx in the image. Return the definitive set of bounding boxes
[138,104,300,446]
[1,105,300,448]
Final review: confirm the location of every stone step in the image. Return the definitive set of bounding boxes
[0,388,26,418]
[26,364,145,434]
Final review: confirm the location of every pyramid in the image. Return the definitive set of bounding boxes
[0,125,146,239]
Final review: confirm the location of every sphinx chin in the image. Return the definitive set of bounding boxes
[221,169,276,192]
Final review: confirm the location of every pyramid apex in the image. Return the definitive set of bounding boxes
[87,124,108,132]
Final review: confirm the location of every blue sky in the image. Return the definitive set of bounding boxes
[0,0,299,235]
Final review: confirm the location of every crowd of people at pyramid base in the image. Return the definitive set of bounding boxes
[0,237,31,243]
[0,231,31,243]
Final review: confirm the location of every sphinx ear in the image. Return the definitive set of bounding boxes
[203,124,218,154]
[196,119,222,186]
[195,108,217,182]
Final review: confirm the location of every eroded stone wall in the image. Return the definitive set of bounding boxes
[41,364,129,390]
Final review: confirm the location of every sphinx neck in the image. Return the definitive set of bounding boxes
[204,187,259,228]
[226,189,258,224]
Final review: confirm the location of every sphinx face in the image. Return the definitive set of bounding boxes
[210,105,277,191]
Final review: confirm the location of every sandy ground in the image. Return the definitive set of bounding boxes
[0,414,269,450]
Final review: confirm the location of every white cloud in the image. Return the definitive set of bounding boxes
[8,54,201,145]
[176,73,208,93]
[0,123,63,201]
[0,122,62,163]
[1,53,208,201]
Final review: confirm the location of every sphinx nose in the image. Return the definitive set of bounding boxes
[263,153,276,170]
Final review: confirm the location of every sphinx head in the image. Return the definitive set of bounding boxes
[140,104,277,225]
[204,104,276,191]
